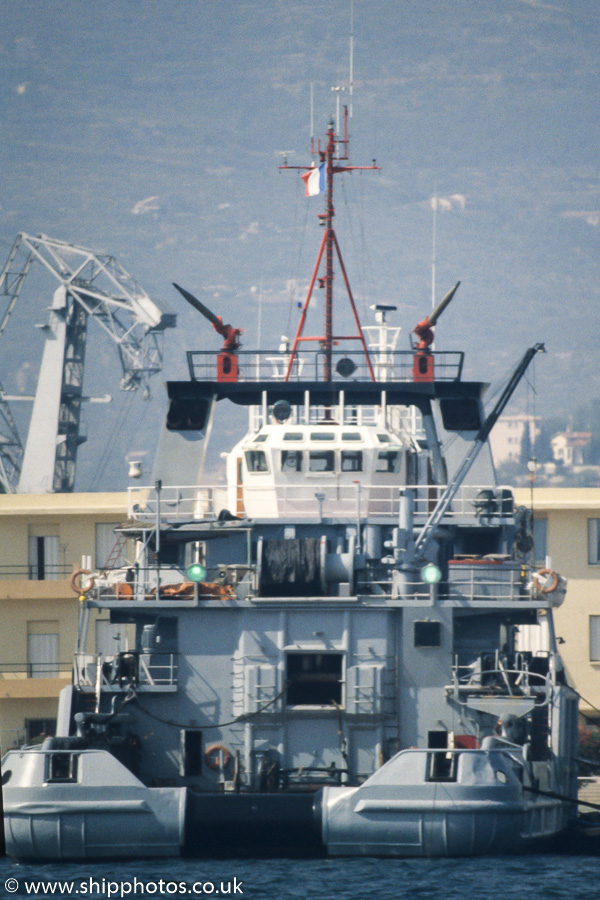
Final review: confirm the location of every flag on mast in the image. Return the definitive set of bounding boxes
[301,163,325,196]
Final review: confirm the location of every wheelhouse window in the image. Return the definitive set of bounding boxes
[309,450,334,472]
[310,432,335,441]
[245,450,268,473]
[281,450,303,472]
[283,432,304,441]
[341,450,362,472]
[286,652,343,706]
[342,433,362,442]
[376,450,402,473]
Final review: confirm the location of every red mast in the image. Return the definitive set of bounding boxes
[281,110,379,382]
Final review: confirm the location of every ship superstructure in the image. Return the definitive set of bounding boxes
[2,116,578,860]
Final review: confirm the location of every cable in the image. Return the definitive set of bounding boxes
[127,682,291,731]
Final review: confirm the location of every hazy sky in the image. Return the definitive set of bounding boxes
[1,0,599,487]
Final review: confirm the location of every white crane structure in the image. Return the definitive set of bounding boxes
[0,233,176,493]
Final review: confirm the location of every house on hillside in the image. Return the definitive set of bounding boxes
[489,414,541,467]
[551,429,592,468]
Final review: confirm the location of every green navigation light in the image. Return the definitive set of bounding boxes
[186,563,207,582]
[421,563,442,585]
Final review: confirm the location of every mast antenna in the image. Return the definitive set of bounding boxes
[431,188,437,312]
[310,82,315,155]
[349,0,354,119]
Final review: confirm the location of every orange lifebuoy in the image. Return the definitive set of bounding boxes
[204,743,232,770]
[533,568,559,594]
[70,568,96,594]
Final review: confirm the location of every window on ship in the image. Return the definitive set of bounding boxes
[281,450,303,472]
[375,451,402,473]
[309,450,335,472]
[286,652,343,706]
[245,450,269,472]
[341,450,362,472]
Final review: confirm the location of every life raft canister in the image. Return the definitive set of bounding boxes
[204,743,232,770]
[532,568,559,593]
[70,568,96,594]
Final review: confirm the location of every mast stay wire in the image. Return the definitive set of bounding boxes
[285,174,311,338]
[440,348,541,458]
[338,173,373,326]
[87,390,135,491]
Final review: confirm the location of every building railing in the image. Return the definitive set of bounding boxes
[0,564,73,581]
[74,651,178,690]
[0,662,72,679]
[186,348,465,383]
[127,482,515,523]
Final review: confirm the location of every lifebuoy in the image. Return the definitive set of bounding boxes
[204,743,232,770]
[70,568,96,594]
[533,568,559,594]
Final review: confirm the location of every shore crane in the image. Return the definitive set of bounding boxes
[0,233,176,493]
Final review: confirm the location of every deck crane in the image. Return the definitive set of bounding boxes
[0,233,176,493]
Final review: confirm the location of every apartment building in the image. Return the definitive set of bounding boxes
[514,487,600,721]
[0,491,129,751]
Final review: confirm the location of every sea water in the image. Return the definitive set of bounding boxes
[1,855,599,900]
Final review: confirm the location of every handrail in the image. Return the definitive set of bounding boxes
[186,348,464,383]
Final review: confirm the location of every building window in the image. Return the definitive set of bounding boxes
[27,622,59,678]
[25,718,57,744]
[286,652,343,706]
[588,520,600,565]
[28,534,60,580]
[590,616,600,662]
[533,519,547,565]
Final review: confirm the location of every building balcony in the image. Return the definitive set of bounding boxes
[0,663,71,699]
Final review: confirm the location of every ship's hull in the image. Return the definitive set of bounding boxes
[2,747,568,860]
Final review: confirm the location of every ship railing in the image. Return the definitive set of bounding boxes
[449,652,552,706]
[359,562,536,604]
[73,651,178,690]
[186,348,465,383]
[249,403,427,433]
[127,483,515,523]
[92,566,243,603]
[446,562,529,602]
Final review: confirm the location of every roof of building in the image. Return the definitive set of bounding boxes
[0,492,130,517]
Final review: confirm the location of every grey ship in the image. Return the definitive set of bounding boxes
[2,118,578,859]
